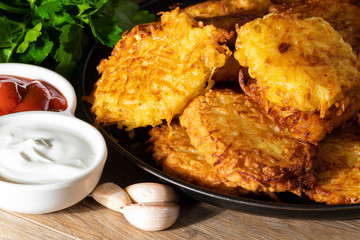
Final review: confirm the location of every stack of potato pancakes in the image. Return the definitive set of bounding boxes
[87,0,360,205]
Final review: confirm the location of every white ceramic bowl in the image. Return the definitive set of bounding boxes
[0,63,107,214]
[0,63,77,115]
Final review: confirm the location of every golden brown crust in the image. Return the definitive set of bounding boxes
[148,121,251,196]
[197,13,265,46]
[179,89,317,194]
[269,0,360,54]
[88,8,232,130]
[181,0,271,18]
[234,13,360,115]
[240,75,360,143]
[305,125,360,204]
[198,13,265,83]
[235,13,360,142]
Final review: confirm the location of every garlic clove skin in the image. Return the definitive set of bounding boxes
[125,182,179,204]
[92,182,132,212]
[123,202,180,231]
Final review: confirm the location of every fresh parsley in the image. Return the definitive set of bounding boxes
[0,0,155,79]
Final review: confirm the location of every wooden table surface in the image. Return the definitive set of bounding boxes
[1,140,360,240]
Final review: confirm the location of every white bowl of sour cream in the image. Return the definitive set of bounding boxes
[0,63,107,214]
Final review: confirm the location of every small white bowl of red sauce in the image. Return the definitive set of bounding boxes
[0,63,107,214]
[0,63,76,115]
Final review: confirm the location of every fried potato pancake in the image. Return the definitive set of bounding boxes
[87,8,231,130]
[240,76,360,143]
[235,13,360,142]
[148,121,251,196]
[269,0,360,54]
[199,13,264,46]
[198,13,264,82]
[181,0,271,18]
[305,125,360,205]
[234,13,359,116]
[179,89,317,194]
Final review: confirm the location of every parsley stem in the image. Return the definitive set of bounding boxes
[0,2,29,14]
[6,18,25,29]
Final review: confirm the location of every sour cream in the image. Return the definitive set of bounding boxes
[0,124,95,184]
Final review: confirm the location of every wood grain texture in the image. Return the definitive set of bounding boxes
[2,198,360,240]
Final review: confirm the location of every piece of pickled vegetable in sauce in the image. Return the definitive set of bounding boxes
[0,75,67,116]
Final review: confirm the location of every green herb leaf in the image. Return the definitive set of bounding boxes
[54,24,89,78]
[100,0,155,30]
[17,22,42,53]
[0,49,13,63]
[0,16,24,62]
[131,10,157,26]
[0,0,156,80]
[89,14,123,47]
[18,30,54,64]
[84,0,108,9]
[35,0,63,20]
[0,16,14,48]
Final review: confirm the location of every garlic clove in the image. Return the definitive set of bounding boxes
[123,202,180,231]
[125,182,179,204]
[92,182,132,212]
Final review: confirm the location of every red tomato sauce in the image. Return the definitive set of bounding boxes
[0,75,68,116]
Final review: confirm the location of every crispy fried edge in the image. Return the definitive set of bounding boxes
[180,88,318,194]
